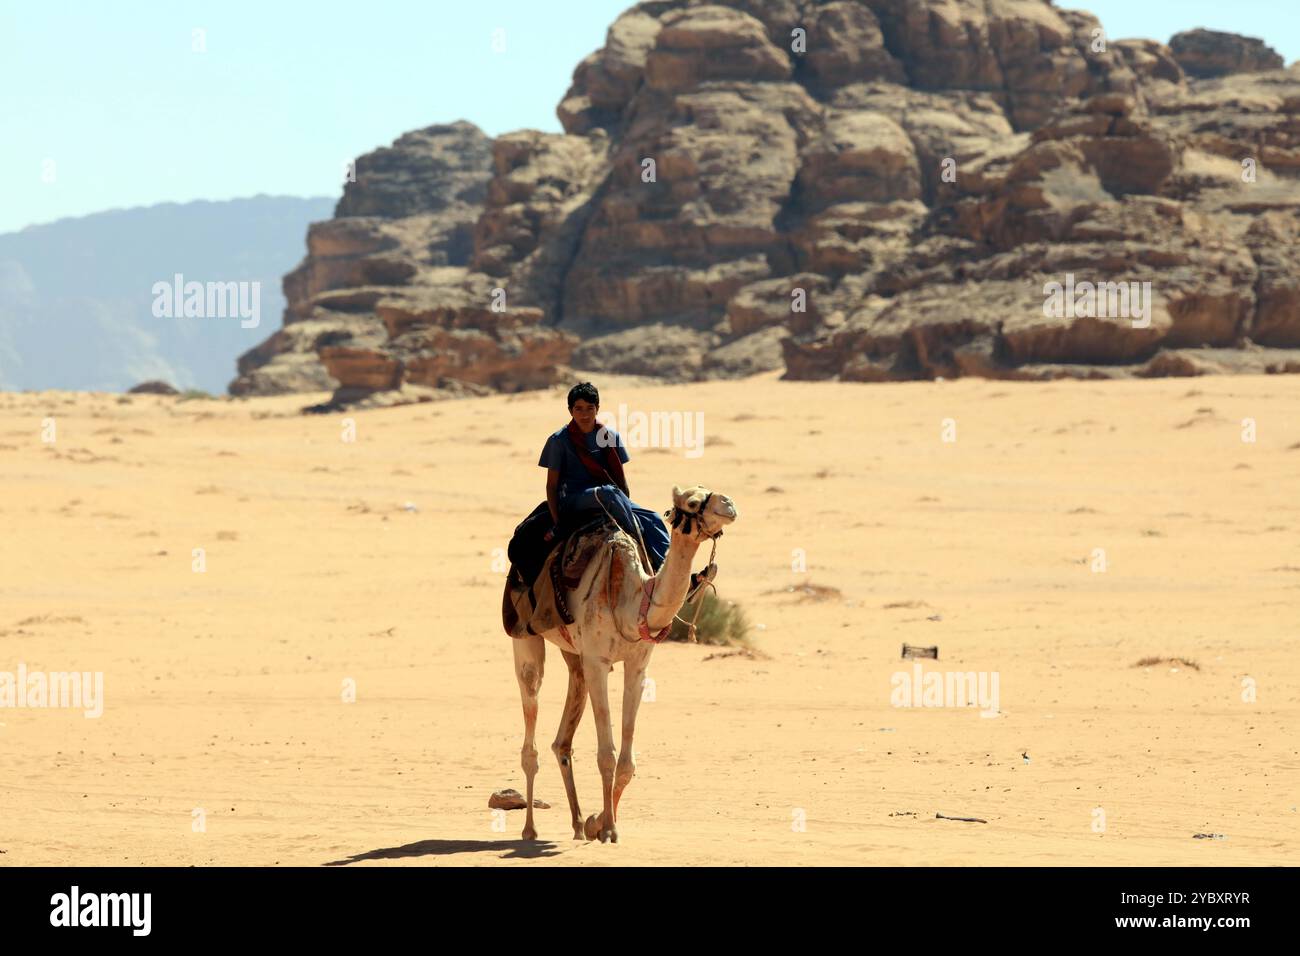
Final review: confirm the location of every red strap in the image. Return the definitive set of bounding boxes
[566,419,627,491]
[638,577,671,643]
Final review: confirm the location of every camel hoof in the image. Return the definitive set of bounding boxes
[599,827,618,844]
[521,825,537,841]
[583,814,601,840]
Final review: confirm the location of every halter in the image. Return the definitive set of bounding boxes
[638,492,725,643]
[662,492,725,542]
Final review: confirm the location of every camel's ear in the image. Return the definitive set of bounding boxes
[671,484,684,502]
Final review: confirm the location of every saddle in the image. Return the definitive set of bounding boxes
[502,505,618,639]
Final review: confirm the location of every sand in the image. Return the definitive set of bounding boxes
[0,371,1296,866]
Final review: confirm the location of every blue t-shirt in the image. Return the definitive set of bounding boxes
[539,423,630,497]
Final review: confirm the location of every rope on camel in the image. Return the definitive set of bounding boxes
[593,487,654,644]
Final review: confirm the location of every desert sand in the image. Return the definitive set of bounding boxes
[0,371,1296,866]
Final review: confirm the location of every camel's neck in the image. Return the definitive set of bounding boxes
[643,530,703,631]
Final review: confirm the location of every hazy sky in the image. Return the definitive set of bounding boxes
[2,0,1296,234]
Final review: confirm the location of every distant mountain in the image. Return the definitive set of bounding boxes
[0,195,334,392]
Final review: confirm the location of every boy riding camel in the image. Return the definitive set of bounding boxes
[538,382,711,591]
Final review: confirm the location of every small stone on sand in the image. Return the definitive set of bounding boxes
[489,788,550,811]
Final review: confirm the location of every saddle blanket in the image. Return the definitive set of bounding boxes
[502,516,617,639]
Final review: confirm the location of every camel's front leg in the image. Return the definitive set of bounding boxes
[512,636,545,841]
[581,653,618,843]
[613,654,649,822]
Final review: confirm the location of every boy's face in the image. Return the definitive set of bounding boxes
[570,399,598,431]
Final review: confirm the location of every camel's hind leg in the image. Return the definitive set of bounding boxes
[512,635,545,840]
[551,649,588,839]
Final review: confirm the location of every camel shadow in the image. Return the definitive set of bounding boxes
[324,838,563,866]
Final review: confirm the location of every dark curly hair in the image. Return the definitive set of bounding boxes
[567,381,600,409]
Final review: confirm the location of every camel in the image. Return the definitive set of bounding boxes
[511,484,739,844]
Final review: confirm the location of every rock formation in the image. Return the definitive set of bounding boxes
[1169,28,1286,80]
[230,122,586,401]
[232,2,1299,400]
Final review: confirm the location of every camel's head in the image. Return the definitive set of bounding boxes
[664,485,739,539]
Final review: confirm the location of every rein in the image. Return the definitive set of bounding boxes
[670,531,721,644]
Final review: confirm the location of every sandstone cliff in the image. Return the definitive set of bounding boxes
[231,2,1300,400]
